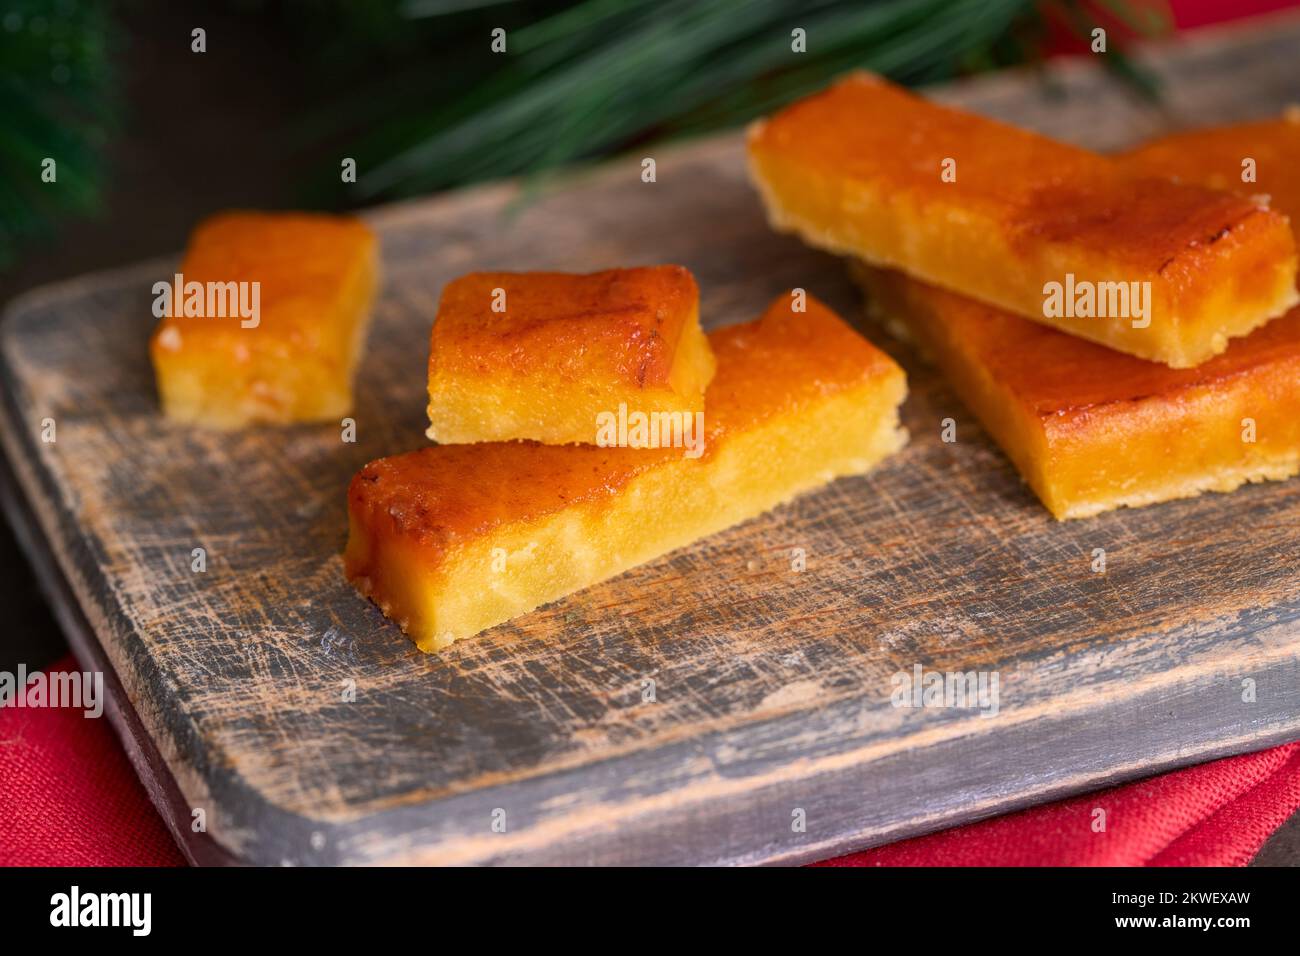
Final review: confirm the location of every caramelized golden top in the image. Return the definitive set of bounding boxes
[150,211,375,352]
[1122,113,1300,255]
[352,294,898,555]
[859,115,1300,424]
[873,267,1300,418]
[429,267,698,389]
[702,293,898,437]
[749,72,1287,277]
[986,300,1299,417]
[988,117,1300,415]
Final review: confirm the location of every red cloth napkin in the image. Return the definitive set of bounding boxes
[0,656,184,866]
[2,656,1298,867]
[818,740,1300,867]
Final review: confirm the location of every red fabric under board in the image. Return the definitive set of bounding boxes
[1166,0,1300,29]
[1040,0,1300,56]
[3,656,1299,867]
[0,657,185,866]
[816,742,1300,867]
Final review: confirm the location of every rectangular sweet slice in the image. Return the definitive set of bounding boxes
[347,293,907,650]
[150,211,378,428]
[1121,111,1300,220]
[851,114,1300,520]
[426,266,716,445]
[856,264,1300,520]
[748,73,1298,368]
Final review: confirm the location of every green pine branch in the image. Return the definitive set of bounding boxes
[294,0,1169,203]
[0,0,118,268]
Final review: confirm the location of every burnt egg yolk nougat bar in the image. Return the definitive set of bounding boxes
[852,115,1300,520]
[748,73,1298,368]
[346,293,907,650]
[150,211,379,428]
[426,266,715,446]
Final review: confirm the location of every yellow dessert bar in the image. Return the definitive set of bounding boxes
[1122,111,1300,221]
[347,293,907,650]
[852,116,1300,520]
[426,267,716,446]
[748,73,1298,368]
[150,211,378,428]
[857,264,1300,519]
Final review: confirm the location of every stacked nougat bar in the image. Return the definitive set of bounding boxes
[346,267,907,650]
[749,74,1300,519]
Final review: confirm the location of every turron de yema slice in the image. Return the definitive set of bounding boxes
[150,212,379,428]
[853,115,1300,520]
[346,293,907,651]
[748,73,1298,368]
[426,266,716,447]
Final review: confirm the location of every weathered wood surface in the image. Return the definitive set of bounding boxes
[2,16,1299,866]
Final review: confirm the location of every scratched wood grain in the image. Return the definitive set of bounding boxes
[2,16,1300,866]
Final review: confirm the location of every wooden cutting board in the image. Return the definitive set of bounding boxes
[2,16,1299,866]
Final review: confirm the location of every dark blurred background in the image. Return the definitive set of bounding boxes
[2,0,1298,863]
